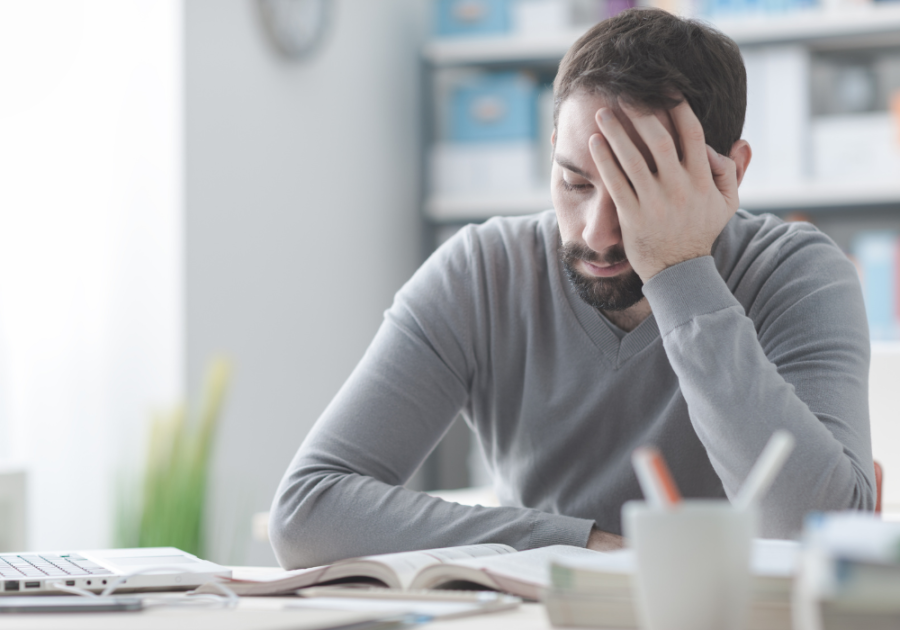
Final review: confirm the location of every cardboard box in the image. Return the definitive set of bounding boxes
[450,72,538,143]
[434,0,511,37]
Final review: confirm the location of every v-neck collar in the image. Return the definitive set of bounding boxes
[553,234,661,368]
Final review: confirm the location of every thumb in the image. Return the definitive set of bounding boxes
[706,144,738,204]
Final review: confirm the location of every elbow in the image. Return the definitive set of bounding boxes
[268,486,307,569]
[805,456,878,519]
[823,455,878,514]
[759,457,877,538]
[268,497,302,569]
[845,459,878,513]
[268,470,353,569]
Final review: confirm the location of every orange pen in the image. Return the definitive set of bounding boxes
[632,446,682,508]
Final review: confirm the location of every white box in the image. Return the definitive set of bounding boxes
[812,112,900,184]
[0,467,26,552]
[741,46,810,190]
[510,0,570,36]
[430,141,539,195]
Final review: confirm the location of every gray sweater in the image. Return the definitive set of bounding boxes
[270,210,875,569]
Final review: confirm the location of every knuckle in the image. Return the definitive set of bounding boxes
[685,121,705,143]
[653,136,677,158]
[669,189,689,208]
[623,154,647,174]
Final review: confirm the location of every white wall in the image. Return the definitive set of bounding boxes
[184,0,425,564]
[0,0,183,550]
[869,347,900,513]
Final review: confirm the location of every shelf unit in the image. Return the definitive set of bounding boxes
[419,8,900,493]
[425,4,900,66]
[427,183,900,222]
[422,4,900,224]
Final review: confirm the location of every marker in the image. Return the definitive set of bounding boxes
[734,430,795,510]
[632,446,682,508]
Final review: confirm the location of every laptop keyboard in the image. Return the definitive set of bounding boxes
[0,554,114,579]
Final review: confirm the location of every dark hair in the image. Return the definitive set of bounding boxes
[553,8,746,155]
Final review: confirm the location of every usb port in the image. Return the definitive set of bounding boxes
[4,581,19,591]
[24,582,39,589]
[65,580,75,586]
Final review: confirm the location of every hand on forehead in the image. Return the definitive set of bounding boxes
[555,91,683,176]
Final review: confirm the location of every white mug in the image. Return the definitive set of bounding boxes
[622,499,756,630]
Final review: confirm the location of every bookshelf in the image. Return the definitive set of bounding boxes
[423,3,900,224]
[425,5,900,66]
[427,183,900,222]
[420,3,900,492]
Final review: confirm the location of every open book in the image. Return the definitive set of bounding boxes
[198,544,606,600]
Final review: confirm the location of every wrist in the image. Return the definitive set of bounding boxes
[586,527,625,551]
[642,256,741,337]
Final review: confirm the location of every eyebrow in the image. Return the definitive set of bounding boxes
[554,155,592,179]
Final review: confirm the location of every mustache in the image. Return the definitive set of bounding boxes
[559,241,628,267]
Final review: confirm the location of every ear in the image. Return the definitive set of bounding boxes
[729,140,752,187]
[551,129,557,146]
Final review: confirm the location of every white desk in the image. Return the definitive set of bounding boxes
[430,602,552,628]
[0,595,555,630]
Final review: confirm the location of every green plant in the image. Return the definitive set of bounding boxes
[115,359,231,557]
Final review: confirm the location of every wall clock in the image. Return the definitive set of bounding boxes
[258,0,332,61]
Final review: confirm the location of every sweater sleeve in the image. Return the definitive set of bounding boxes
[641,232,874,537]
[268,226,594,569]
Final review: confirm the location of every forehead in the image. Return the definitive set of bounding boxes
[555,91,613,156]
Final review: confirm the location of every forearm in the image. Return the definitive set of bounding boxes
[270,456,594,568]
[643,255,874,536]
[269,319,594,568]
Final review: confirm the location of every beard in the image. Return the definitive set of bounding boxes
[559,241,645,312]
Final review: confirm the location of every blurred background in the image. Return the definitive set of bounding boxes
[2,0,900,567]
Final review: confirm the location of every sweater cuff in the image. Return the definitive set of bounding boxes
[527,512,596,549]
[642,256,742,337]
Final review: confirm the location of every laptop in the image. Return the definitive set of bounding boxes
[0,547,231,595]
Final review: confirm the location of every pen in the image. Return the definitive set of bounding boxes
[734,430,795,510]
[632,446,682,508]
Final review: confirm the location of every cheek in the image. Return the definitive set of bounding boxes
[552,185,581,242]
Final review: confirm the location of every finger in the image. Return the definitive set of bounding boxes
[589,132,638,210]
[707,145,738,206]
[618,101,681,177]
[670,101,709,176]
[595,108,655,193]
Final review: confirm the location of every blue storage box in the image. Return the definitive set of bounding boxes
[434,0,511,37]
[450,72,538,142]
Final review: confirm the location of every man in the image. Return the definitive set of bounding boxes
[270,9,874,569]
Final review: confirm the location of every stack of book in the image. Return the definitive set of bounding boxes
[543,539,798,629]
[795,512,900,630]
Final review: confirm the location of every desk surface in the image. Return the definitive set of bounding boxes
[429,602,550,628]
[1,596,555,629]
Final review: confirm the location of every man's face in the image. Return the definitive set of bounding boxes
[551,90,679,312]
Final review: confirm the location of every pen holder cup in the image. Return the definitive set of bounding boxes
[622,499,756,630]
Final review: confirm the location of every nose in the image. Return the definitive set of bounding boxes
[581,185,622,255]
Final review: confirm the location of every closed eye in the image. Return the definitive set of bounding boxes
[561,179,592,192]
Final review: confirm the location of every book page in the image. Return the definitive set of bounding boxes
[457,545,606,587]
[409,545,606,599]
[198,544,517,595]
[350,544,516,590]
[229,566,325,583]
